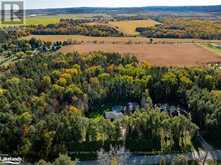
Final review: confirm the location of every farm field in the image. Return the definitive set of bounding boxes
[25,16,62,25]
[24,35,221,44]
[19,14,110,26]
[108,20,161,36]
[58,43,221,66]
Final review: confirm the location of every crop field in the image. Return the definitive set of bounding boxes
[108,20,161,36]
[58,43,221,66]
[24,35,221,66]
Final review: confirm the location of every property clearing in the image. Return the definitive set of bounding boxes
[58,43,221,66]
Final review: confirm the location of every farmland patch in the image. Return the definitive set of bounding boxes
[58,43,221,66]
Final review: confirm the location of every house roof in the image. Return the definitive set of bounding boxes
[105,112,124,119]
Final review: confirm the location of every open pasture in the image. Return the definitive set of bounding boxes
[58,43,221,66]
[25,14,109,26]
[25,16,61,25]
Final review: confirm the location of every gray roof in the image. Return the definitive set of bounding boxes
[105,112,124,120]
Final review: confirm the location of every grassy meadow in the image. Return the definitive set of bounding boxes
[0,14,109,26]
[25,14,92,25]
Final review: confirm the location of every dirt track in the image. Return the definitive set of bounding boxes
[58,43,221,66]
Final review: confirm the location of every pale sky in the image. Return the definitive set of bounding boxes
[24,0,221,9]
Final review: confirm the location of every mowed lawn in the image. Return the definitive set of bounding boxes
[108,19,161,36]
[58,43,221,66]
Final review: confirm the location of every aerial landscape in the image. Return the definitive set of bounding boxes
[1,0,221,164]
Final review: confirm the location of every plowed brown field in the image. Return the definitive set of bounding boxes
[58,43,221,66]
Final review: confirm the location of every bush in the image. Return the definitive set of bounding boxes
[37,154,76,165]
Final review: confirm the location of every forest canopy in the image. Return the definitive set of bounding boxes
[0,51,221,162]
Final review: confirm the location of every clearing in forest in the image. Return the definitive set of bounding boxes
[108,20,161,36]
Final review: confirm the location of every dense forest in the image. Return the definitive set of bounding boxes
[0,50,221,162]
[137,19,221,39]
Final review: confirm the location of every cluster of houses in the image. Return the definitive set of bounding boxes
[105,103,189,120]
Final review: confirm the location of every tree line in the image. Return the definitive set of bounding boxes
[32,19,123,37]
[137,18,221,40]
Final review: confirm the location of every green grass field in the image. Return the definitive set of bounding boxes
[0,14,109,26]
[25,16,61,25]
[25,14,91,25]
[25,14,111,26]
[199,43,221,56]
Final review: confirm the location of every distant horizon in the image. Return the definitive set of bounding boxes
[27,4,221,10]
[24,0,221,10]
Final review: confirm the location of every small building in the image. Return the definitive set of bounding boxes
[105,112,124,121]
